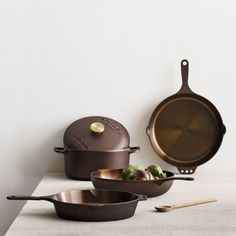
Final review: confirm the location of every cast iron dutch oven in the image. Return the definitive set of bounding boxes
[147,60,226,174]
[54,116,140,180]
[7,189,147,221]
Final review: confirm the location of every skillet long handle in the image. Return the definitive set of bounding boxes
[179,59,193,93]
[7,195,55,202]
[157,177,194,182]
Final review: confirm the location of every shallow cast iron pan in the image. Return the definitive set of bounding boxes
[91,169,194,198]
[147,60,226,174]
[7,189,147,221]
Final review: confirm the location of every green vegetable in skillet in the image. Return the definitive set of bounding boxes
[122,164,166,180]
[121,165,143,180]
[147,164,166,179]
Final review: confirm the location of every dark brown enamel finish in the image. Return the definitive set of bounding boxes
[7,189,147,221]
[63,116,130,150]
[147,60,226,174]
[54,147,140,180]
[54,116,140,180]
[91,169,194,198]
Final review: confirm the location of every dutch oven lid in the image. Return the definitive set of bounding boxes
[63,116,130,150]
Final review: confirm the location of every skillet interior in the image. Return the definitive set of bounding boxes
[91,169,174,181]
[154,96,219,163]
[91,169,175,197]
[53,189,137,204]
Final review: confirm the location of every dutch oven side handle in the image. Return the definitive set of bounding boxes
[54,147,68,154]
[129,146,140,154]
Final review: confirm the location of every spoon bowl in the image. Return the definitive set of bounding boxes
[155,205,173,212]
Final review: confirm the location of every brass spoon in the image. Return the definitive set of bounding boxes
[155,198,217,212]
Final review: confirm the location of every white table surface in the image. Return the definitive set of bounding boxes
[6,172,236,236]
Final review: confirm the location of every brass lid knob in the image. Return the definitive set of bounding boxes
[90,122,105,133]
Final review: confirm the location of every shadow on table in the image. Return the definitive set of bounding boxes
[20,210,117,223]
[21,210,58,221]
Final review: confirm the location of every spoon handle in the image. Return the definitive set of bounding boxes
[173,198,217,209]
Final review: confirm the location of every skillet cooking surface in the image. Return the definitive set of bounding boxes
[53,189,137,204]
[93,169,173,180]
[154,96,219,162]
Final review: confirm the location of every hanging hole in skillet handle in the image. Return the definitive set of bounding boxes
[129,146,140,154]
[54,147,68,154]
[179,59,193,94]
[177,166,197,174]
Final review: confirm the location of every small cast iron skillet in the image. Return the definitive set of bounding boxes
[91,169,194,198]
[7,189,147,221]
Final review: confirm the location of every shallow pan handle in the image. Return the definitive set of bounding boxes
[137,194,148,201]
[7,195,55,203]
[177,166,197,174]
[54,147,68,154]
[129,146,140,154]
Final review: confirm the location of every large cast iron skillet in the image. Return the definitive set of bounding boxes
[91,169,194,197]
[7,189,147,221]
[147,60,226,174]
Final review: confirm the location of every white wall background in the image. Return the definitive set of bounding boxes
[1,0,236,234]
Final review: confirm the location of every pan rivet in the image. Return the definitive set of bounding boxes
[90,122,105,133]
